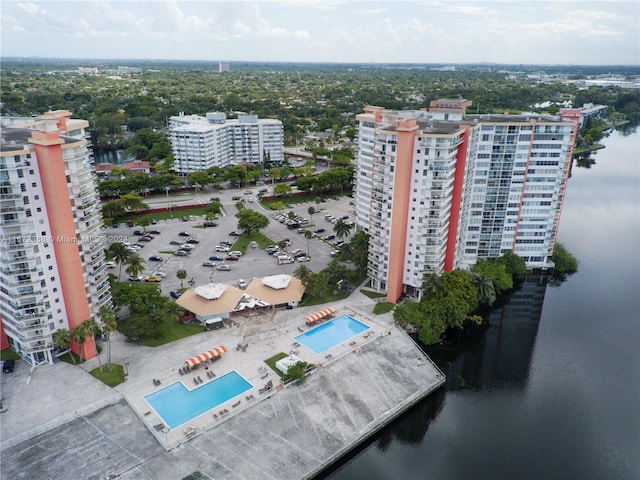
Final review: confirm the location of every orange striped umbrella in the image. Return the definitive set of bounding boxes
[185,345,227,367]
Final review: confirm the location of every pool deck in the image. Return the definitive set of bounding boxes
[1,298,445,480]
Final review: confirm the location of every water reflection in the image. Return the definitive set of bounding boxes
[437,275,547,391]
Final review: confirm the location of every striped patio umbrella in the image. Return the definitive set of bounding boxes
[305,307,335,325]
[185,345,227,367]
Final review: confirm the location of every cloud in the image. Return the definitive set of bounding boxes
[353,8,387,15]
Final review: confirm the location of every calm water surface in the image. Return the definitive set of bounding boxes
[321,130,640,480]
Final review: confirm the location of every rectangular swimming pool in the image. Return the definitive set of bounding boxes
[295,314,369,355]
[145,371,252,429]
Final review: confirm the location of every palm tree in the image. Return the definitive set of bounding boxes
[82,319,104,371]
[70,323,87,363]
[125,253,145,279]
[176,269,187,289]
[304,230,313,258]
[99,305,117,372]
[333,219,353,240]
[164,301,183,336]
[293,264,312,283]
[336,243,354,265]
[422,274,444,300]
[108,242,131,280]
[53,328,71,359]
[307,206,316,223]
[473,273,497,306]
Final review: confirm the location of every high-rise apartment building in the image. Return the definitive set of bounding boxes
[354,100,576,303]
[169,112,284,174]
[0,111,111,364]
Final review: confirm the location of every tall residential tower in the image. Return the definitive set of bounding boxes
[354,101,576,303]
[0,111,111,364]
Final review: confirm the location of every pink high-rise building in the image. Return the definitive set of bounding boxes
[1,111,112,364]
[354,101,577,303]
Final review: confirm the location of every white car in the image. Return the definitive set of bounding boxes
[215,245,230,252]
[105,261,116,268]
[217,264,231,271]
[202,260,217,267]
[237,279,247,289]
[228,250,243,257]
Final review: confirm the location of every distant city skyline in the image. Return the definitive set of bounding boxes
[1,1,638,65]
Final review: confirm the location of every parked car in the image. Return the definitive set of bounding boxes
[217,264,231,271]
[228,250,243,257]
[202,260,217,267]
[174,250,188,256]
[215,245,230,252]
[149,255,163,262]
[259,188,268,193]
[237,279,247,289]
[209,255,224,261]
[144,276,162,282]
[250,241,258,248]
[148,229,161,235]
[294,251,308,258]
[112,222,119,228]
[330,250,338,257]
[186,238,200,244]
[182,216,189,221]
[232,196,241,201]
[128,275,143,282]
[324,235,336,241]
[154,271,167,278]
[314,228,326,234]
[170,240,183,245]
[203,221,217,228]
[229,231,242,237]
[137,236,151,242]
[220,241,233,246]
[225,255,240,261]
[297,256,310,262]
[3,359,15,374]
[133,230,145,236]
[244,190,252,195]
[178,231,191,237]
[105,260,116,268]
[247,197,254,203]
[170,290,181,299]
[341,215,349,220]
[179,244,193,251]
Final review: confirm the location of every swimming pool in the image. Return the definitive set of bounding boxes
[145,371,252,429]
[295,314,369,355]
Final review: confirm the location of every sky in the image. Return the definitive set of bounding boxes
[1,0,639,65]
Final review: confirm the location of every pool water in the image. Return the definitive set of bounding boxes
[295,314,370,355]
[145,371,252,429]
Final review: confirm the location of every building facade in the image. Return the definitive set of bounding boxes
[0,111,111,364]
[169,112,284,174]
[354,101,576,303]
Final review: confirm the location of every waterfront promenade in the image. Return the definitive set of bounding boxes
[1,295,444,479]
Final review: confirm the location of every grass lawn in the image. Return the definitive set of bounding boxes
[127,206,211,225]
[373,302,395,315]
[123,319,205,347]
[232,231,276,253]
[0,349,21,360]
[90,364,125,387]
[59,351,84,364]
[359,289,386,299]
[264,352,288,377]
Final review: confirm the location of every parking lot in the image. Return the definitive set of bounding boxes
[106,188,356,299]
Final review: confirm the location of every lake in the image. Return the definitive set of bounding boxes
[320,129,640,480]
